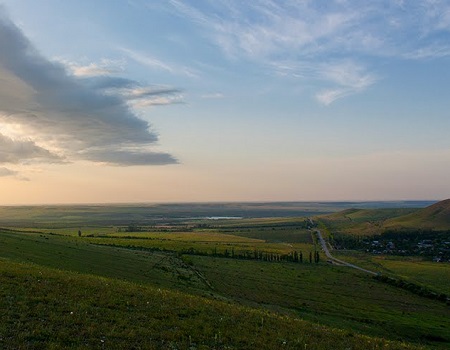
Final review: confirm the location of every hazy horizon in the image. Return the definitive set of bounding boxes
[1,1,450,205]
[0,199,439,207]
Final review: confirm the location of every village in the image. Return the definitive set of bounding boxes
[333,231,450,262]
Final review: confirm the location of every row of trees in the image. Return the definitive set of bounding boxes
[179,247,321,263]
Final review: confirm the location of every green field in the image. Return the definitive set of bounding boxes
[0,202,449,349]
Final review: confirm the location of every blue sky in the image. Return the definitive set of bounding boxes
[1,0,450,204]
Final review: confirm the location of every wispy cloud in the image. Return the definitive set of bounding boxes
[168,0,450,104]
[201,93,224,99]
[316,61,378,105]
[83,75,185,107]
[0,9,178,174]
[0,166,29,181]
[120,47,199,78]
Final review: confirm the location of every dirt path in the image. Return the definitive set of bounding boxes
[315,229,378,276]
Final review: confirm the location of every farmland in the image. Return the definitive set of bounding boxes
[0,201,449,349]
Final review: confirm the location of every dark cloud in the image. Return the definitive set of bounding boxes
[0,133,63,164]
[0,9,178,167]
[82,149,178,166]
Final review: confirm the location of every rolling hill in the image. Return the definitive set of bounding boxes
[317,200,450,234]
[384,199,450,230]
[316,208,419,235]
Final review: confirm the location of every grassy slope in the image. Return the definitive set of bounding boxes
[384,199,450,230]
[0,259,421,350]
[190,256,450,347]
[1,229,449,348]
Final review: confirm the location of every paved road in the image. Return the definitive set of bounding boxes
[315,229,378,276]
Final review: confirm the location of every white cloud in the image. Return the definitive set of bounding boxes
[60,58,126,77]
[316,89,348,106]
[315,61,378,104]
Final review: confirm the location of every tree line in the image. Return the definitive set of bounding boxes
[179,247,321,264]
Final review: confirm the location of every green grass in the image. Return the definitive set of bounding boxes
[0,258,423,350]
[214,227,314,243]
[0,230,209,293]
[374,258,450,295]
[189,256,450,347]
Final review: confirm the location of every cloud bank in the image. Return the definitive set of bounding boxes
[0,9,178,175]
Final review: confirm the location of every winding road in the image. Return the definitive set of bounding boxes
[315,229,378,276]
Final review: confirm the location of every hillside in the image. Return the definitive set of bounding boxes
[316,208,418,235]
[384,199,450,230]
[1,259,425,350]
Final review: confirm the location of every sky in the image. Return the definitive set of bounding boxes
[1,0,450,204]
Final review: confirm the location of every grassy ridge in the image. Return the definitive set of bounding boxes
[0,258,422,350]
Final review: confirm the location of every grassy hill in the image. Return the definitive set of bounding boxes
[316,208,418,236]
[384,199,450,230]
[316,199,450,234]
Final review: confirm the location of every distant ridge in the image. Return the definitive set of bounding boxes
[384,199,450,230]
